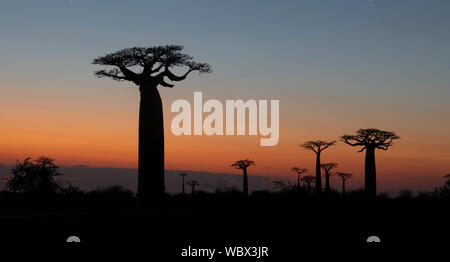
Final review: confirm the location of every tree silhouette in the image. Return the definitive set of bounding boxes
[435,173,450,197]
[180,173,187,196]
[300,140,336,193]
[231,159,255,197]
[341,128,399,197]
[272,180,291,191]
[336,172,353,196]
[93,45,211,206]
[301,175,316,194]
[320,163,338,193]
[291,167,309,189]
[443,174,450,188]
[186,180,200,195]
[6,157,62,195]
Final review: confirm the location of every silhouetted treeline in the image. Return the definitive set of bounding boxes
[2,179,450,214]
[2,157,449,214]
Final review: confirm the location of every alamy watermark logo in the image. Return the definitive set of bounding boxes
[171,92,279,146]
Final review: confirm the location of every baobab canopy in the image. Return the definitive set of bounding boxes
[92,45,212,87]
[341,128,400,152]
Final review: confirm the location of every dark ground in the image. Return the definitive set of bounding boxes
[0,191,448,258]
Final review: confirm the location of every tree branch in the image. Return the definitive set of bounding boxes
[358,147,367,153]
[119,66,139,80]
[94,69,128,81]
[160,79,174,88]
[163,67,193,82]
[151,63,165,74]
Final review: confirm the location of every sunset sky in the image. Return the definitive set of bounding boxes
[1,0,450,192]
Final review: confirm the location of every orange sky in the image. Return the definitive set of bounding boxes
[1,78,449,193]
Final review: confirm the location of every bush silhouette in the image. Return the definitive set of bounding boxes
[6,157,63,196]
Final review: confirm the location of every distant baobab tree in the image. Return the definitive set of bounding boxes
[92,45,211,206]
[231,159,255,197]
[301,175,316,194]
[320,162,338,193]
[186,180,200,195]
[341,128,400,197]
[180,173,187,196]
[301,140,336,193]
[291,167,309,189]
[336,172,353,196]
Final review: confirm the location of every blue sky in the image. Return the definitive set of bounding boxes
[2,0,450,85]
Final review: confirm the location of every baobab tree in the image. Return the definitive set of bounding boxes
[291,167,309,189]
[231,159,255,197]
[320,162,338,193]
[341,128,400,197]
[300,140,336,193]
[92,45,211,206]
[301,175,316,194]
[336,172,353,196]
[186,180,200,195]
[179,173,187,196]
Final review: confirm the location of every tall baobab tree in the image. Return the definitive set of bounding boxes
[179,173,187,196]
[300,140,336,193]
[92,45,211,206]
[301,175,316,194]
[341,128,399,197]
[320,162,338,193]
[231,159,255,197]
[291,167,309,189]
[336,172,352,196]
[186,180,200,195]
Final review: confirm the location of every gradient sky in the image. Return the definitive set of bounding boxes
[1,0,450,192]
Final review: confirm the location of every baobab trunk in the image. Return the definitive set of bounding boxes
[315,154,322,193]
[243,168,249,197]
[324,171,330,193]
[138,84,165,206]
[365,147,376,197]
[341,179,346,196]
